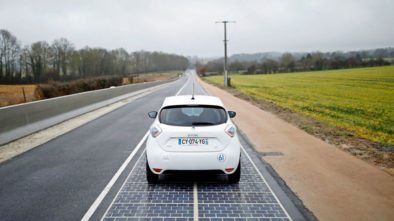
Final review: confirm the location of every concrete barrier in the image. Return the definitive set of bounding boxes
[0,77,179,145]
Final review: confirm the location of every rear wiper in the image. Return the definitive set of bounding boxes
[191,122,214,125]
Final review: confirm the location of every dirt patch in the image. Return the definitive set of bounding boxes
[0,85,38,107]
[202,79,393,175]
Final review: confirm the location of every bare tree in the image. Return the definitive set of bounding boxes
[27,41,50,83]
[52,38,74,77]
[19,46,32,80]
[1,30,189,84]
[0,29,21,82]
[69,50,82,77]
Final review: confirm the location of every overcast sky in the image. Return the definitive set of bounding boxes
[1,0,393,57]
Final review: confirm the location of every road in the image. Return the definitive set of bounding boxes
[0,70,309,221]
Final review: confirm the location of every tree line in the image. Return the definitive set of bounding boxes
[198,50,393,75]
[0,29,189,84]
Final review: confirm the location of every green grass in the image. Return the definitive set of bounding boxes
[205,66,394,145]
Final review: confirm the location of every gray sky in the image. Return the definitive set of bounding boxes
[1,0,393,57]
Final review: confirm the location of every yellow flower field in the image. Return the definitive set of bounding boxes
[205,66,394,145]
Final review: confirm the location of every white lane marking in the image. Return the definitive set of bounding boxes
[193,182,199,221]
[241,145,293,221]
[100,149,147,221]
[176,72,190,96]
[81,130,149,221]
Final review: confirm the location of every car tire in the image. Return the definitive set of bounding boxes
[146,161,159,184]
[227,160,241,184]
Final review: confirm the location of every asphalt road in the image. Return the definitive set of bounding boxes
[0,70,309,221]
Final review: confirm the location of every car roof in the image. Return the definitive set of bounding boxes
[161,95,225,108]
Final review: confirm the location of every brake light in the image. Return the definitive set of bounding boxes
[153,168,162,172]
[225,168,234,172]
[225,125,235,137]
[150,125,162,138]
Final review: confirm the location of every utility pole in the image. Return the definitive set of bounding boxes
[216,20,235,87]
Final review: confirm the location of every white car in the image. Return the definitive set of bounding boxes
[146,95,241,183]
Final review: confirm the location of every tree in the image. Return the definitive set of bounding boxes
[199,67,206,76]
[311,52,325,70]
[280,53,295,72]
[330,52,345,69]
[265,59,278,73]
[27,41,50,83]
[229,61,245,72]
[0,29,21,82]
[346,54,362,68]
[299,53,313,71]
[112,48,130,76]
[19,46,33,82]
[69,50,82,77]
[374,48,387,58]
[247,64,256,74]
[205,60,223,74]
[52,38,74,77]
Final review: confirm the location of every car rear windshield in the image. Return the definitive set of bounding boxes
[159,105,227,126]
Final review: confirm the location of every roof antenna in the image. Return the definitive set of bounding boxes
[191,81,195,100]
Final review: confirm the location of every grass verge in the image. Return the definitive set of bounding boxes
[202,66,393,174]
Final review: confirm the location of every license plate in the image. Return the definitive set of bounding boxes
[178,138,208,145]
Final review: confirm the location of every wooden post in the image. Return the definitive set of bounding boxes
[22,87,27,103]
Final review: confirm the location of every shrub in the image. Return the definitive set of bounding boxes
[38,76,123,99]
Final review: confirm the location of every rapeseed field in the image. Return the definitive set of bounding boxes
[205,66,394,145]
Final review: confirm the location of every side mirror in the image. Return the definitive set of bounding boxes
[148,111,158,119]
[228,111,236,118]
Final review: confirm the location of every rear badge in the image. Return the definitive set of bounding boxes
[218,153,226,162]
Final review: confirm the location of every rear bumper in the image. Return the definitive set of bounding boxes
[146,135,241,174]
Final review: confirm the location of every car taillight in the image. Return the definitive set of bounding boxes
[150,125,162,138]
[225,125,235,137]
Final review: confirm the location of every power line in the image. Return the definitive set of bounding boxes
[216,20,235,87]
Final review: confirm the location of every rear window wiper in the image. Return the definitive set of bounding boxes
[191,122,214,126]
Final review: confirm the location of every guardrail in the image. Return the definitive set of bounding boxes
[0,77,179,145]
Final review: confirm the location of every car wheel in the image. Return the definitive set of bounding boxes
[146,161,159,184]
[227,160,241,184]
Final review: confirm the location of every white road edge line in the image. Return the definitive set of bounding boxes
[100,149,147,221]
[241,145,293,221]
[176,72,190,96]
[81,130,149,221]
[193,182,199,221]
